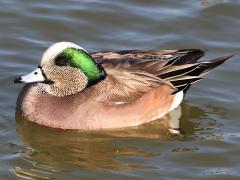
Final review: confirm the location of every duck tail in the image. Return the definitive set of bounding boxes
[157,54,233,94]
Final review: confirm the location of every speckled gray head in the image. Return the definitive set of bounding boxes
[14,42,106,97]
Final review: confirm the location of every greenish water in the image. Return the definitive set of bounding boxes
[1,0,240,179]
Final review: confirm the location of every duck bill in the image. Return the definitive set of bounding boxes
[14,67,46,84]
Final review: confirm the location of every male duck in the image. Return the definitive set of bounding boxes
[14,42,232,130]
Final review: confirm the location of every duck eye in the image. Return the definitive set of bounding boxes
[55,57,68,66]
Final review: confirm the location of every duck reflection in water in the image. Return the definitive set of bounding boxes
[15,103,213,171]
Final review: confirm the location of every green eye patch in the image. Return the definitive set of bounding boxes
[55,48,106,85]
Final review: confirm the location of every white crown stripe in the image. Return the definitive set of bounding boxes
[41,42,87,65]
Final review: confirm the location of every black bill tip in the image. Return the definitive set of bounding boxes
[14,77,22,83]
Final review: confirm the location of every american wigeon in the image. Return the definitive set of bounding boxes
[14,42,232,130]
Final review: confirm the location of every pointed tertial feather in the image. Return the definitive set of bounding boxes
[160,54,233,94]
[153,49,204,70]
[157,64,200,79]
[169,76,202,87]
[188,55,233,76]
[172,83,191,95]
[161,49,205,67]
[162,56,182,67]
[133,56,181,75]
[94,49,232,96]
[173,49,205,65]
[152,50,205,77]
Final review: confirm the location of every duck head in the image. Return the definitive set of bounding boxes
[14,42,106,97]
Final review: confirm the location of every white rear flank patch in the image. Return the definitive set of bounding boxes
[169,91,184,112]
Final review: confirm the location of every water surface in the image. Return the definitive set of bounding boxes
[0,0,240,179]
